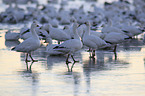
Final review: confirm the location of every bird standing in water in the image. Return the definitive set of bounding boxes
[53,21,83,63]
[11,21,41,62]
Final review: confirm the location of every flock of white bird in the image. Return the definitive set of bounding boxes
[2,0,145,64]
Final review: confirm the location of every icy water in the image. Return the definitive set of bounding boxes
[1,0,145,96]
[1,31,145,96]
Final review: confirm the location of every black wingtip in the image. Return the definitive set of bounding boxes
[53,46,65,49]
[53,46,59,49]
[11,47,15,50]
[125,37,132,40]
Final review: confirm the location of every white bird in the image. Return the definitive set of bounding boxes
[63,25,72,39]
[43,23,70,43]
[101,19,124,34]
[53,22,83,63]
[90,30,104,39]
[5,30,20,41]
[121,25,143,37]
[82,21,107,58]
[103,32,129,53]
[11,21,41,62]
[20,23,42,40]
[49,18,59,28]
[46,36,67,56]
[19,25,30,40]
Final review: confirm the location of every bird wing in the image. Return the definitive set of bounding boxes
[53,39,82,53]
[13,37,40,52]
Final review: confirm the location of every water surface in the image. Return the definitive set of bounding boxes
[0,0,145,96]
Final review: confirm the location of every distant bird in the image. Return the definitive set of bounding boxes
[43,23,70,43]
[19,25,31,40]
[20,23,40,40]
[53,22,83,63]
[11,21,41,62]
[5,30,20,41]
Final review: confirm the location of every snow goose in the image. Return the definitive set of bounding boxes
[63,25,72,39]
[42,5,58,19]
[103,32,129,53]
[60,16,71,25]
[37,14,50,24]
[20,30,31,40]
[63,20,83,39]
[20,23,41,40]
[20,25,31,40]
[11,21,41,62]
[5,30,20,41]
[53,22,83,63]
[121,25,144,38]
[58,8,71,25]
[49,18,59,28]
[82,21,107,58]
[90,30,104,39]
[43,23,70,43]
[101,19,124,34]
[46,36,67,56]
[36,26,52,43]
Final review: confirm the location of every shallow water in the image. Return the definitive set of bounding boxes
[1,30,145,96]
[1,0,145,96]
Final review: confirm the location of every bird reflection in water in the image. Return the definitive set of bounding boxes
[71,72,81,96]
[83,57,99,94]
[62,71,81,96]
[22,61,39,82]
[82,51,129,93]
[18,61,39,96]
[66,62,76,72]
[114,52,117,60]
[46,55,66,70]
[25,61,34,72]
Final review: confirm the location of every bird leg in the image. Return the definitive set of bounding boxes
[25,53,31,62]
[58,41,61,44]
[25,61,34,72]
[70,62,76,72]
[71,55,79,63]
[114,52,117,60]
[29,53,38,62]
[92,50,95,58]
[113,44,117,53]
[66,62,70,72]
[66,54,71,64]
[29,62,34,72]
[87,48,92,52]
[89,50,95,58]
[25,61,29,71]
[89,49,93,58]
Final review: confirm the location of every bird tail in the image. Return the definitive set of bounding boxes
[125,37,132,39]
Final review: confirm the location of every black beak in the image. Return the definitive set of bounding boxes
[78,24,82,28]
[84,22,87,24]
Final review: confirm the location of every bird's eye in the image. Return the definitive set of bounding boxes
[36,25,39,27]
